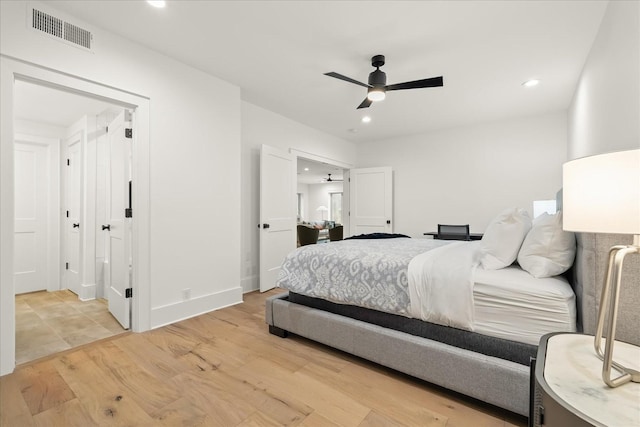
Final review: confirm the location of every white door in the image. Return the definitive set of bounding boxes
[105,111,131,329]
[14,142,48,294]
[349,167,393,236]
[259,145,296,292]
[64,133,83,295]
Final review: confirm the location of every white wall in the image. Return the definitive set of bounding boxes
[307,182,343,222]
[14,119,67,140]
[568,1,640,159]
[355,112,567,237]
[1,0,242,374]
[241,101,356,292]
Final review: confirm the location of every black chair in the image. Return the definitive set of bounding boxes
[437,224,470,241]
[328,225,343,241]
[297,225,319,246]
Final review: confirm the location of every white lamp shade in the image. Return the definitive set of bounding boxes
[562,149,640,234]
[316,206,328,212]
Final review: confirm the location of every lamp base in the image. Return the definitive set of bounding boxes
[593,236,640,387]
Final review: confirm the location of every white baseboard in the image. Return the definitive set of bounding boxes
[78,283,96,301]
[150,286,243,329]
[241,275,259,293]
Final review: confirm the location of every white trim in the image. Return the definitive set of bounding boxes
[150,287,243,329]
[289,149,353,170]
[0,55,151,376]
[241,275,259,293]
[78,282,96,301]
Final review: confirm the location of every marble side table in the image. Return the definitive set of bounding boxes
[532,333,640,427]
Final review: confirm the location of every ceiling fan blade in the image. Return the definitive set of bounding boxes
[325,72,371,88]
[385,76,443,91]
[357,98,372,109]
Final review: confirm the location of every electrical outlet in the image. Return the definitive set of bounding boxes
[182,288,191,301]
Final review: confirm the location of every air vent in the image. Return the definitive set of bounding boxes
[32,8,63,38]
[30,7,93,51]
[64,22,91,49]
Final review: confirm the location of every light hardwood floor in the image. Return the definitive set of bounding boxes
[2,289,526,426]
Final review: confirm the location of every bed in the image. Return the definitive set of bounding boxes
[265,216,640,416]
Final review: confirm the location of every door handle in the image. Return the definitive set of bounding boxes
[73,223,80,228]
[102,224,111,231]
[386,220,391,225]
[263,224,270,229]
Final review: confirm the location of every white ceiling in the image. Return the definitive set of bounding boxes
[297,157,344,185]
[47,0,607,143]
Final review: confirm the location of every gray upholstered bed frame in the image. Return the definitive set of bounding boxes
[265,233,640,416]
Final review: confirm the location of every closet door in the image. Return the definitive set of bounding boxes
[14,141,48,294]
[105,111,131,329]
[64,132,83,295]
[349,167,393,236]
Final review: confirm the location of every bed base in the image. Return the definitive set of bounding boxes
[268,324,288,338]
[266,292,530,416]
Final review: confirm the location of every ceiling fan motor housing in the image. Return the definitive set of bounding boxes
[368,69,386,86]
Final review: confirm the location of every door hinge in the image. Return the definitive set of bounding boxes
[66,210,69,218]
[125,128,132,139]
[65,262,69,270]
[106,126,109,133]
[125,288,133,298]
[126,180,132,218]
[67,159,70,166]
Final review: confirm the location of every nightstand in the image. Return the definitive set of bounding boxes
[532,333,640,427]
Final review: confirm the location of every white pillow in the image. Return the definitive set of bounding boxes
[480,207,532,270]
[517,212,576,278]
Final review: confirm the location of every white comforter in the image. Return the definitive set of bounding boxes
[408,241,481,331]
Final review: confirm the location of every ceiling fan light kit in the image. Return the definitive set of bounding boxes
[367,88,386,102]
[325,54,444,109]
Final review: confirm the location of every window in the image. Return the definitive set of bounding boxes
[330,192,343,225]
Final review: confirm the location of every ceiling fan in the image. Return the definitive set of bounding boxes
[324,173,343,182]
[324,55,444,109]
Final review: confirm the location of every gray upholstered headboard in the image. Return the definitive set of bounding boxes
[573,233,640,346]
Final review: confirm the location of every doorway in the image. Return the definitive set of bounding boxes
[258,147,352,292]
[12,79,129,364]
[1,58,151,376]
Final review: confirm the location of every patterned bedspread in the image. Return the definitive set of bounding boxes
[276,238,450,316]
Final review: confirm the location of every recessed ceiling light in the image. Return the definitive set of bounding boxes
[147,1,166,8]
[304,167,309,171]
[522,79,540,88]
[361,116,372,123]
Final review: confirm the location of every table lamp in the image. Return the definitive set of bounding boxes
[563,148,640,388]
[316,205,328,221]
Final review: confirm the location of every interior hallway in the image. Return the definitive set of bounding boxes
[15,290,126,365]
